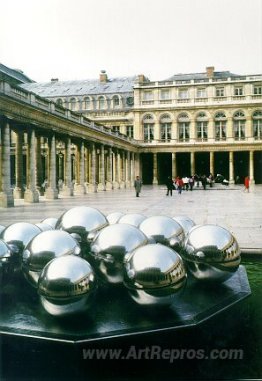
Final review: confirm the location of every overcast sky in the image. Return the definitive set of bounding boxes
[1,0,261,83]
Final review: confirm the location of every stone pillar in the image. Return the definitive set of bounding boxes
[75,141,87,194]
[106,146,113,190]
[209,151,214,175]
[190,152,195,176]
[153,153,158,184]
[208,117,215,142]
[13,130,24,199]
[172,120,178,142]
[246,115,252,141]
[126,151,131,188]
[190,120,196,141]
[0,119,14,207]
[45,134,58,199]
[154,120,160,142]
[36,135,43,193]
[172,152,177,178]
[120,151,126,188]
[98,144,106,191]
[227,117,234,142]
[229,151,234,184]
[113,149,120,189]
[88,143,97,192]
[61,137,73,196]
[24,129,39,203]
[249,150,255,184]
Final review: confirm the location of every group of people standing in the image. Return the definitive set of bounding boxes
[166,173,214,196]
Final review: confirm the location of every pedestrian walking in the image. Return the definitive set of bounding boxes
[176,176,184,194]
[244,176,250,192]
[134,176,142,197]
[166,176,174,196]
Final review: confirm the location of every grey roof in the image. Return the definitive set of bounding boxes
[21,76,137,97]
[0,63,34,84]
[166,71,239,81]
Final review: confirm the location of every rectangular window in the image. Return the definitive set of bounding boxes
[160,123,171,142]
[216,87,224,97]
[178,89,189,99]
[253,120,262,139]
[197,88,207,98]
[215,121,227,140]
[126,125,134,138]
[144,124,154,142]
[197,122,208,141]
[234,87,243,96]
[254,86,262,95]
[112,126,120,133]
[160,89,171,100]
[233,121,245,140]
[143,91,153,101]
[178,122,189,141]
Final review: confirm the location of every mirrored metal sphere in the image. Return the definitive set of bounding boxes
[172,216,196,236]
[90,223,148,284]
[118,213,147,227]
[56,206,108,243]
[41,218,58,229]
[106,212,124,225]
[0,222,41,255]
[182,224,241,282]
[22,230,81,287]
[36,222,54,232]
[124,243,187,306]
[0,239,12,284]
[139,216,185,252]
[38,255,96,316]
[0,225,5,235]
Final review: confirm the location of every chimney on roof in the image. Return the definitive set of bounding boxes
[137,74,146,84]
[206,66,215,78]
[100,70,108,83]
[51,78,59,82]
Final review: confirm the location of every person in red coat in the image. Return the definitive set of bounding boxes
[244,176,250,192]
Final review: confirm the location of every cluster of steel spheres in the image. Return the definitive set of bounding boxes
[0,206,241,317]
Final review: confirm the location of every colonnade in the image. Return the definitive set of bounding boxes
[0,118,139,207]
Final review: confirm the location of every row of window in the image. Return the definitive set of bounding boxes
[143,119,262,142]
[56,95,134,111]
[142,85,262,100]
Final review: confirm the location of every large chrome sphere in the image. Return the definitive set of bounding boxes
[0,239,12,284]
[36,222,54,232]
[56,206,108,245]
[90,223,148,284]
[182,224,241,282]
[124,243,187,306]
[0,225,5,235]
[41,218,58,229]
[0,222,41,255]
[38,256,96,317]
[172,216,196,236]
[22,230,81,287]
[106,212,124,225]
[139,216,185,252]
[118,213,147,227]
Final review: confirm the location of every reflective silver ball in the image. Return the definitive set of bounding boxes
[41,218,58,229]
[0,222,41,255]
[22,230,81,287]
[36,222,54,232]
[38,255,96,317]
[90,223,148,284]
[56,206,108,243]
[182,224,241,282]
[0,239,12,284]
[118,213,146,227]
[139,216,185,252]
[172,216,196,236]
[106,212,124,225]
[124,243,187,306]
[0,225,5,235]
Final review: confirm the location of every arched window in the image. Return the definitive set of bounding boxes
[178,113,189,142]
[215,111,227,141]
[69,97,76,111]
[56,98,63,107]
[143,114,154,142]
[98,96,106,110]
[112,95,120,108]
[160,114,172,142]
[196,112,208,141]
[83,97,91,110]
[253,110,262,140]
[233,111,246,140]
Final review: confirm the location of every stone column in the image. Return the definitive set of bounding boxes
[126,151,131,188]
[98,144,106,191]
[24,129,39,203]
[249,150,255,184]
[229,151,234,184]
[209,151,214,175]
[13,130,24,199]
[131,152,135,184]
[190,120,196,142]
[113,149,120,189]
[36,135,43,193]
[246,115,252,141]
[0,119,14,207]
[120,151,126,188]
[45,134,58,199]
[106,146,113,190]
[190,152,195,176]
[172,152,177,178]
[88,143,97,192]
[153,153,158,184]
[75,141,87,194]
[61,137,73,196]
[208,117,215,142]
[227,117,234,142]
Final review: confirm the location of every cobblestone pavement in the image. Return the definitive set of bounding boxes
[0,183,261,250]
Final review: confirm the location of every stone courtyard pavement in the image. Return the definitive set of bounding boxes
[0,183,261,251]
